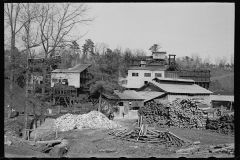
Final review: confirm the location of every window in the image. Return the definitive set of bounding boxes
[118,102,124,106]
[132,73,139,77]
[144,73,151,77]
[144,81,148,84]
[155,73,162,78]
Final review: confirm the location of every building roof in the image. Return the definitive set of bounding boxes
[114,90,144,100]
[52,64,91,73]
[153,77,195,83]
[211,95,234,102]
[128,65,166,71]
[150,81,213,94]
[136,91,166,102]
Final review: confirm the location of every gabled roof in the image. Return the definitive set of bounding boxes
[136,91,166,102]
[114,90,144,100]
[150,81,213,94]
[211,95,234,102]
[52,64,91,73]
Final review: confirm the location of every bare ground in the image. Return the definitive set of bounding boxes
[4,117,234,158]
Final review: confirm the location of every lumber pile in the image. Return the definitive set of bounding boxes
[167,99,205,129]
[54,111,121,132]
[209,143,234,155]
[108,127,189,147]
[206,114,234,134]
[138,101,169,126]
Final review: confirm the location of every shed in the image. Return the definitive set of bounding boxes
[210,95,234,111]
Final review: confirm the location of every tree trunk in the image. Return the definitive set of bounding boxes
[8,32,16,118]
[98,93,102,112]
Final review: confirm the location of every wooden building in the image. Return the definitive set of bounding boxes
[137,78,213,105]
[51,64,93,95]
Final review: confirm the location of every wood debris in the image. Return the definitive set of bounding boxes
[108,126,190,147]
[54,111,121,132]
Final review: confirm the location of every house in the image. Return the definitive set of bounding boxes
[125,51,167,89]
[51,64,93,94]
[137,78,213,105]
[210,95,234,111]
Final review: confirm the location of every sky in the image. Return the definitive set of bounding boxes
[77,3,234,64]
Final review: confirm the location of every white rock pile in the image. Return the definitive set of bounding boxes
[54,111,121,132]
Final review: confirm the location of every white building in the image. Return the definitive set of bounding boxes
[51,64,91,88]
[124,51,167,89]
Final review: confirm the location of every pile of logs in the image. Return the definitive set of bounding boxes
[167,99,205,129]
[108,126,190,147]
[209,143,234,155]
[138,101,169,125]
[206,114,234,134]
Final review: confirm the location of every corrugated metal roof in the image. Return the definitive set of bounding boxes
[154,77,195,82]
[150,81,213,94]
[52,64,91,73]
[136,91,166,102]
[211,95,234,102]
[114,90,144,100]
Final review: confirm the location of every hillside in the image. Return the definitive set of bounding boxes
[4,79,49,116]
[209,68,234,95]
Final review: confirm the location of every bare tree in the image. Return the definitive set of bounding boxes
[214,57,220,67]
[230,54,234,67]
[4,3,40,118]
[219,56,228,69]
[35,3,94,96]
[203,55,211,65]
[133,49,147,57]
[191,53,202,68]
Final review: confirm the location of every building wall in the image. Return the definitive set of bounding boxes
[167,94,211,105]
[126,69,165,88]
[51,72,80,88]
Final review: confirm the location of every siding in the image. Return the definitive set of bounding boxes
[127,70,165,88]
[51,72,80,88]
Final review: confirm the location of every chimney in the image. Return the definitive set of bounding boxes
[168,54,176,65]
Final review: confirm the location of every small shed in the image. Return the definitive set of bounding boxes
[210,95,234,111]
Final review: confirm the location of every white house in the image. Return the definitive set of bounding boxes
[125,51,167,89]
[51,64,91,88]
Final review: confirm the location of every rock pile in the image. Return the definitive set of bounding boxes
[54,111,121,132]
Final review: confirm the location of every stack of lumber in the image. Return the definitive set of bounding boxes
[108,127,190,147]
[54,111,121,132]
[167,99,205,129]
[138,101,169,125]
[206,114,234,134]
[209,143,234,154]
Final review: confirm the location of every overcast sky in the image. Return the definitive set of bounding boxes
[78,3,234,64]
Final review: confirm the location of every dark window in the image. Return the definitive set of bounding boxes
[155,73,162,78]
[144,81,148,84]
[132,73,139,77]
[144,73,151,77]
[118,102,124,106]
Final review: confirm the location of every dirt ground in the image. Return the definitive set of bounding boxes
[4,117,234,158]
